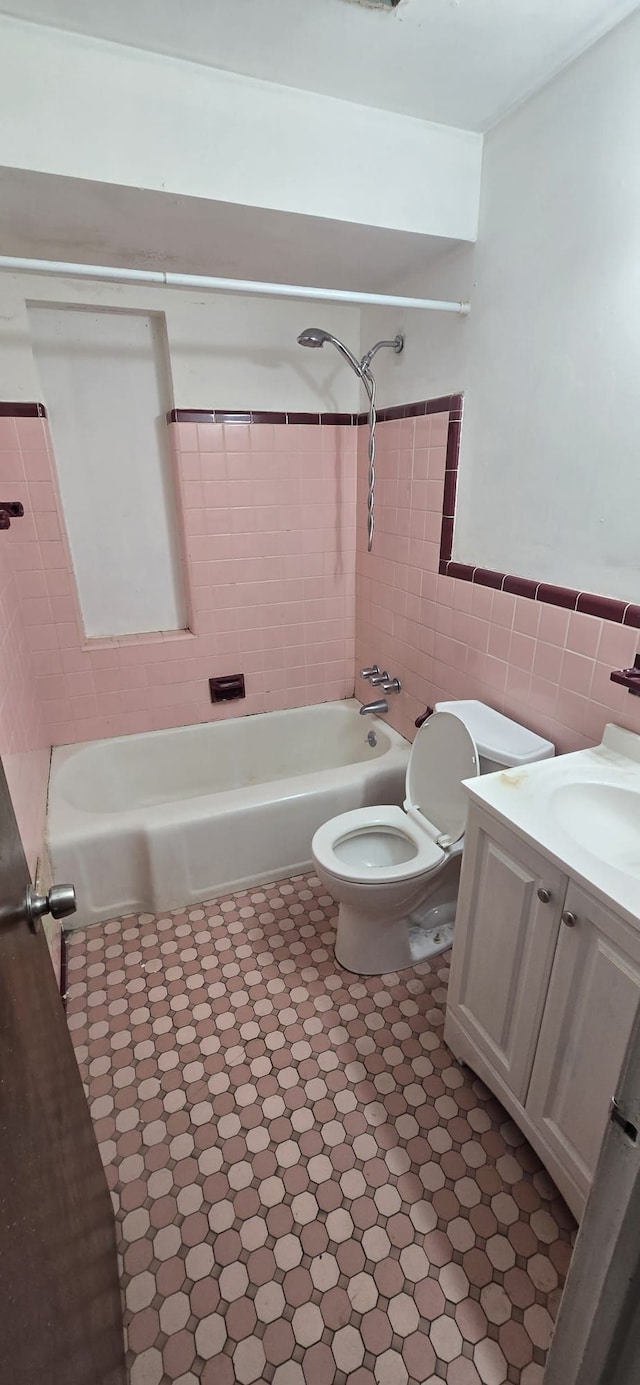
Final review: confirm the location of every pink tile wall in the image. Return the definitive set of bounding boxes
[355,411,640,754]
[0,416,51,873]
[7,396,639,784]
[14,416,356,746]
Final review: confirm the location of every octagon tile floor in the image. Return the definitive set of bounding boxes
[66,872,576,1385]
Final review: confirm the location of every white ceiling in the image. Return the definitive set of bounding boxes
[2,0,638,132]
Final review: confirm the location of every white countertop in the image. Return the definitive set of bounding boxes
[464,724,640,929]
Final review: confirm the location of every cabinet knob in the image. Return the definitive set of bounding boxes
[562,910,577,928]
[537,887,552,904]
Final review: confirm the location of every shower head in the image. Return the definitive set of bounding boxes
[297,327,333,349]
[297,326,364,379]
[297,326,404,381]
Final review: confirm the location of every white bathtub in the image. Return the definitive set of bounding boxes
[47,700,409,927]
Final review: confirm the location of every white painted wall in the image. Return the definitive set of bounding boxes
[0,272,362,412]
[0,16,482,242]
[362,9,640,604]
[30,305,187,637]
[360,240,475,405]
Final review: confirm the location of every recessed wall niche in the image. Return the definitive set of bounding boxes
[28,304,186,639]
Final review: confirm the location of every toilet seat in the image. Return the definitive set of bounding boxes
[313,712,479,886]
[312,805,445,885]
[404,710,479,847]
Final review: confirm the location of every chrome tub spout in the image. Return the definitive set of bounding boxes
[359,699,389,716]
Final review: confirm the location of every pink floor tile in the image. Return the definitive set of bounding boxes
[66,872,575,1385]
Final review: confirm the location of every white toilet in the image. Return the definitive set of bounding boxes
[312,699,554,975]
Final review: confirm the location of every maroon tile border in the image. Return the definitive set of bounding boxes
[503,575,540,600]
[435,398,640,627]
[576,592,627,622]
[0,401,47,418]
[167,408,359,426]
[356,393,464,426]
[1,392,629,631]
[167,395,464,429]
[437,557,640,626]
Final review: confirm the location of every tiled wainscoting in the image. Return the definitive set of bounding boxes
[0,386,638,913]
[355,409,640,752]
[0,408,356,749]
[2,398,639,769]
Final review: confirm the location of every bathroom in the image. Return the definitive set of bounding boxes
[1,1,640,1382]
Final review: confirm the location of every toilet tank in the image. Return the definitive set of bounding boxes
[434,700,554,774]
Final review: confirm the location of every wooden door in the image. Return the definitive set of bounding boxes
[0,758,125,1385]
[526,881,640,1209]
[445,806,566,1102]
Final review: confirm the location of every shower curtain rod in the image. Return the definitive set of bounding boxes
[0,255,470,314]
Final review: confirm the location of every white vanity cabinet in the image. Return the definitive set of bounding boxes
[444,812,566,1103]
[526,882,640,1206]
[445,804,640,1220]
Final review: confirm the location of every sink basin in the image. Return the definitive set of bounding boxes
[551,782,640,878]
[467,724,640,921]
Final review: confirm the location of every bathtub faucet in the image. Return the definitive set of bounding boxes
[359,699,389,716]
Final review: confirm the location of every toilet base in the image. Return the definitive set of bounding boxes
[335,901,415,974]
[331,859,461,976]
[335,901,456,975]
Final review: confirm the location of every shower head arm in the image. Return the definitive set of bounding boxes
[360,335,404,373]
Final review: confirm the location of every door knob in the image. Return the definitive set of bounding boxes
[537,887,552,904]
[24,883,77,933]
[562,910,577,928]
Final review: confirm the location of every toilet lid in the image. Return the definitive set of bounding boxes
[405,710,479,845]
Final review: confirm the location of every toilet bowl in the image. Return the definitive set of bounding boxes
[312,700,554,975]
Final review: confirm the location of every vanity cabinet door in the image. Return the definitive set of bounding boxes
[526,882,640,1206]
[446,807,566,1103]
